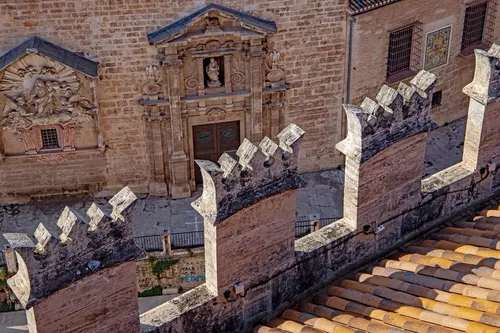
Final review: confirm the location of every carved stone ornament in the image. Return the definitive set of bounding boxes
[264,50,286,87]
[0,54,96,133]
[206,108,226,121]
[142,64,163,96]
[184,76,199,90]
[206,58,221,88]
[191,40,236,52]
[205,16,222,33]
[35,152,73,165]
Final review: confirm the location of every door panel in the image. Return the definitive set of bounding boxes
[193,121,240,184]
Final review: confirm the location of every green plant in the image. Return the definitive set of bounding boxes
[138,286,163,297]
[148,256,178,278]
[186,247,194,257]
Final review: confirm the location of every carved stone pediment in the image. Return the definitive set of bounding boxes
[0,54,96,132]
[147,3,277,45]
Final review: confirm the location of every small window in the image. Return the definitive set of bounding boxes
[386,22,423,83]
[462,2,488,51]
[387,26,413,77]
[41,128,60,149]
[432,90,442,109]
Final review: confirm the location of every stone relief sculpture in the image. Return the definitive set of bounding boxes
[206,58,221,87]
[142,64,163,96]
[0,55,96,133]
[206,108,226,121]
[264,50,286,87]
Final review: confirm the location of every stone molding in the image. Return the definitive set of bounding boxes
[192,123,306,225]
[3,187,144,309]
[336,70,437,163]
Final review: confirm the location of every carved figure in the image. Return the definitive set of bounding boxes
[206,58,221,88]
[264,50,286,87]
[205,17,222,32]
[141,64,163,96]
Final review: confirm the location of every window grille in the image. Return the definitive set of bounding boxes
[462,2,488,50]
[431,90,442,109]
[41,128,60,149]
[387,22,422,80]
[484,0,499,45]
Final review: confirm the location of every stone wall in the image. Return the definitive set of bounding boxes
[139,47,500,333]
[0,0,347,202]
[349,0,500,126]
[136,250,205,294]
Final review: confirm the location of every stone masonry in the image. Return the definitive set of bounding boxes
[0,0,347,202]
[3,186,144,333]
[138,45,500,333]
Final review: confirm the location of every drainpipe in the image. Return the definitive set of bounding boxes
[346,15,356,104]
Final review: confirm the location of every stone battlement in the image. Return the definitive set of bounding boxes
[3,186,144,309]
[192,123,306,225]
[463,45,500,105]
[337,70,437,162]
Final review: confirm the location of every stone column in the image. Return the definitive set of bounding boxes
[462,45,500,181]
[192,124,305,295]
[249,39,264,143]
[3,187,144,333]
[164,57,191,199]
[336,71,437,230]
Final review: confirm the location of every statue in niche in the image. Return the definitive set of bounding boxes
[206,58,221,88]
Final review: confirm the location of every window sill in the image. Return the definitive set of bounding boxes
[3,146,104,159]
[385,70,416,85]
[459,42,489,58]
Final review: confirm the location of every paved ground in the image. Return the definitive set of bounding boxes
[0,294,178,332]
[0,117,466,248]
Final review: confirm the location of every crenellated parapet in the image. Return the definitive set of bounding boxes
[336,70,437,162]
[192,123,306,225]
[463,44,500,105]
[3,186,144,309]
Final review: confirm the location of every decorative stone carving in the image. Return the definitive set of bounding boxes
[185,76,199,90]
[264,50,286,87]
[206,108,226,121]
[206,58,221,88]
[0,55,96,132]
[142,64,163,96]
[205,17,222,33]
[35,152,73,165]
[230,71,245,85]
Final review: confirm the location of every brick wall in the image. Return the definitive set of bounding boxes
[0,0,348,202]
[349,0,500,126]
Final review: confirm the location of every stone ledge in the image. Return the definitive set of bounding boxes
[421,163,474,194]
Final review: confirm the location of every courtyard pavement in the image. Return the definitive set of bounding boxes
[0,117,465,247]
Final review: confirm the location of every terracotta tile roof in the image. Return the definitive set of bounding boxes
[350,0,404,15]
[254,204,500,333]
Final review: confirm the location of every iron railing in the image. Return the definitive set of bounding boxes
[170,231,204,249]
[133,218,342,252]
[134,234,164,252]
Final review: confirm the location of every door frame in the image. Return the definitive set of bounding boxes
[188,110,245,190]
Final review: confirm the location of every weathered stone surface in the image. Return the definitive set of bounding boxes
[336,70,437,163]
[192,123,306,225]
[4,186,144,309]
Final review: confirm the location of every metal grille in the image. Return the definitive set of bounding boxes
[41,128,60,149]
[462,2,488,50]
[170,231,204,249]
[134,235,164,252]
[387,26,414,77]
[484,0,499,45]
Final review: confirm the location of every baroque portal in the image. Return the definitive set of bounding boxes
[141,4,289,198]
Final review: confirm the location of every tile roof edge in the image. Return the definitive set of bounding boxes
[0,36,99,78]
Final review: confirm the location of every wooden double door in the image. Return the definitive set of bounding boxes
[193,121,240,184]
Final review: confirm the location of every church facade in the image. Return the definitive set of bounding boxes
[0,0,498,202]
